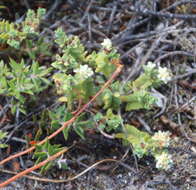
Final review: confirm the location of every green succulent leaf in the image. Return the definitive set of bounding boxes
[116,125,151,158]
[121,91,156,111]
[95,51,116,77]
[104,109,122,132]
[33,139,64,173]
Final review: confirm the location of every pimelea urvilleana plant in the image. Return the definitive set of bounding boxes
[51,27,173,170]
[0,8,173,175]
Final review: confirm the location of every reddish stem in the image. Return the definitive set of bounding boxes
[0,148,69,188]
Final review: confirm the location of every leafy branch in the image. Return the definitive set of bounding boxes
[0,8,174,188]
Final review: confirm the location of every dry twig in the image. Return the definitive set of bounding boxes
[0,147,69,188]
[0,159,117,184]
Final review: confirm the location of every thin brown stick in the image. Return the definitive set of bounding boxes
[0,147,69,188]
[0,64,123,166]
[71,98,82,115]
[62,158,117,182]
[0,159,117,184]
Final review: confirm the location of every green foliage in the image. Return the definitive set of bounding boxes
[116,125,152,158]
[92,109,122,133]
[0,8,52,113]
[0,20,16,44]
[0,59,51,113]
[53,29,86,69]
[54,27,69,48]
[49,105,93,140]
[87,49,120,78]
[121,90,157,111]
[22,8,46,35]
[52,28,121,111]
[0,8,173,172]
[105,109,122,131]
[132,65,158,91]
[116,125,172,163]
[119,63,169,111]
[0,8,47,54]
[49,105,73,140]
[25,37,52,60]
[101,82,121,111]
[0,20,24,48]
[0,130,8,148]
[46,24,172,170]
[33,139,64,174]
[94,51,116,77]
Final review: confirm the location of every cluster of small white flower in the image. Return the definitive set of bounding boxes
[146,61,156,70]
[145,61,172,83]
[74,64,94,80]
[152,131,171,148]
[101,38,112,50]
[155,152,173,170]
[157,66,172,83]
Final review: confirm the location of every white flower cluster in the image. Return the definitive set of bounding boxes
[74,64,94,81]
[101,38,112,50]
[145,62,172,83]
[157,66,172,83]
[152,131,171,148]
[155,152,173,170]
[146,61,156,70]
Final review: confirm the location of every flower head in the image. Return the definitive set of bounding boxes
[74,64,94,81]
[157,67,172,83]
[152,131,171,148]
[101,38,112,50]
[146,61,156,70]
[155,152,173,170]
